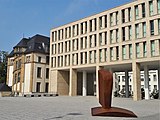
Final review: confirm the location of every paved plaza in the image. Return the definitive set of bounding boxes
[0,96,159,120]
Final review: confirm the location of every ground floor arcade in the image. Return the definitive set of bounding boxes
[49,60,160,101]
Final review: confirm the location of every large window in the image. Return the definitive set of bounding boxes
[128,8,131,21]
[129,26,132,40]
[143,42,147,57]
[110,31,113,43]
[99,49,102,62]
[122,9,125,23]
[151,40,155,56]
[158,19,160,34]
[135,24,139,38]
[36,82,41,92]
[122,27,125,41]
[116,29,119,42]
[18,72,20,82]
[135,5,139,19]
[136,43,140,58]
[122,46,126,59]
[142,22,146,37]
[158,0,160,14]
[129,44,132,59]
[110,48,113,61]
[110,13,113,26]
[142,3,145,18]
[46,68,49,79]
[38,56,41,63]
[37,67,42,78]
[149,1,153,16]
[150,20,154,35]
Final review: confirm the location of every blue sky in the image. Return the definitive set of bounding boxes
[0,0,131,52]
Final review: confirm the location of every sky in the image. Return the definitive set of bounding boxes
[0,0,131,53]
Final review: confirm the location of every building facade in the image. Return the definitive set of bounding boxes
[7,34,50,96]
[50,0,160,100]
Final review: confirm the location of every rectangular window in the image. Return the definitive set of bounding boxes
[94,50,96,63]
[150,20,154,35]
[99,49,102,62]
[45,83,49,93]
[116,46,119,60]
[46,56,49,65]
[38,56,41,63]
[135,5,139,19]
[37,67,41,78]
[105,15,107,28]
[129,26,132,40]
[158,19,160,34]
[116,12,118,25]
[142,3,145,18]
[136,43,140,58]
[116,29,119,42]
[99,33,102,45]
[135,24,139,38]
[149,1,153,16]
[153,75,157,81]
[158,0,160,14]
[122,45,126,59]
[36,82,41,92]
[99,17,102,29]
[129,44,132,59]
[122,9,125,23]
[18,72,20,82]
[90,51,92,63]
[142,22,146,37]
[46,68,49,79]
[110,13,113,26]
[151,40,155,56]
[128,8,131,21]
[143,42,147,57]
[122,27,125,41]
[110,30,113,43]
[110,48,113,61]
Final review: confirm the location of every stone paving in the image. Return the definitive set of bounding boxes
[0,96,159,120]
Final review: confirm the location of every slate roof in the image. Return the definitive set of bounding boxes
[8,34,49,57]
[0,83,11,92]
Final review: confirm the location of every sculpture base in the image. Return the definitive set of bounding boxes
[91,107,137,118]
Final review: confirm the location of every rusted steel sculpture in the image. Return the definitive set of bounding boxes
[91,69,137,117]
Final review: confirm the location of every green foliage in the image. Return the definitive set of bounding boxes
[0,50,8,83]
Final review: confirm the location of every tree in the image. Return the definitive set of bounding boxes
[0,50,8,83]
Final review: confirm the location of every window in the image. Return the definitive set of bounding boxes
[14,74,17,84]
[135,5,139,19]
[158,19,160,34]
[151,40,155,56]
[46,68,49,79]
[105,15,107,28]
[38,56,41,63]
[129,26,132,40]
[122,27,125,41]
[158,0,160,14]
[142,22,146,37]
[116,12,118,25]
[150,20,154,35]
[37,67,41,78]
[116,29,119,42]
[116,46,119,60]
[45,83,49,93]
[122,45,126,59]
[110,13,113,26]
[149,1,153,16]
[36,82,41,92]
[128,8,131,21]
[94,50,96,62]
[110,48,113,61]
[153,74,157,81]
[129,44,132,59]
[99,49,102,62]
[99,33,102,45]
[136,43,140,58]
[135,24,139,38]
[110,31,113,43]
[18,72,20,82]
[122,76,125,82]
[26,56,30,63]
[99,17,102,29]
[46,56,49,64]
[122,9,125,23]
[142,3,145,18]
[143,42,147,57]
[89,51,92,63]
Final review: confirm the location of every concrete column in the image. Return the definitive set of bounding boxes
[144,65,150,100]
[96,66,103,98]
[102,16,105,28]
[82,71,87,96]
[69,68,77,96]
[125,70,129,98]
[125,9,129,23]
[83,22,86,34]
[92,19,95,31]
[132,62,141,101]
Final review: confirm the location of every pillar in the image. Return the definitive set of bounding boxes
[69,68,77,96]
[144,65,150,100]
[125,70,129,98]
[132,62,141,101]
[82,71,87,96]
[96,66,103,98]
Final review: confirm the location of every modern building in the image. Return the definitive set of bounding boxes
[7,34,50,96]
[50,0,160,100]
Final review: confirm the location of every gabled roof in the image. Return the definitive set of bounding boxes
[0,83,11,92]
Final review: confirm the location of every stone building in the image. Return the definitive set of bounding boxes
[7,34,50,96]
[50,0,160,100]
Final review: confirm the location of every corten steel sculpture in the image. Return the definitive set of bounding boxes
[91,69,137,117]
